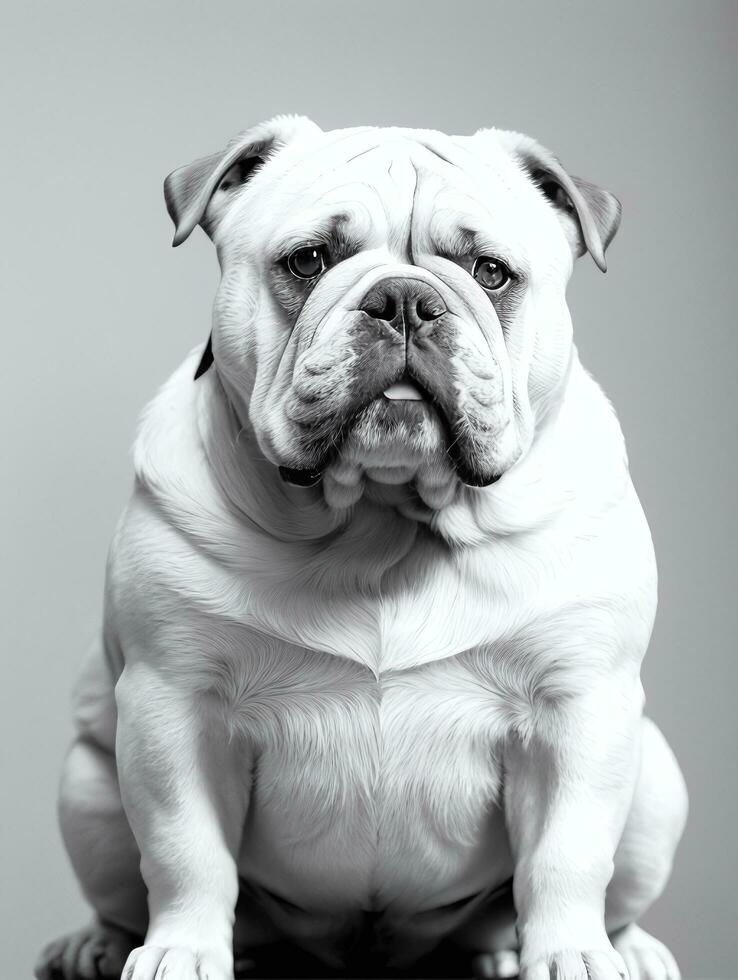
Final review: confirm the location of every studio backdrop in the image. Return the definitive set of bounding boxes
[1,2,735,978]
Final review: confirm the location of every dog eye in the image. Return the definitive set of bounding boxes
[286,245,327,280]
[472,257,511,291]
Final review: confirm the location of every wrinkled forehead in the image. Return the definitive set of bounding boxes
[237,127,562,266]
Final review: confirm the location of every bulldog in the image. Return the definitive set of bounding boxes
[36,117,688,980]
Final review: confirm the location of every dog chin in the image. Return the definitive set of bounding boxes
[319,397,461,511]
[344,396,447,459]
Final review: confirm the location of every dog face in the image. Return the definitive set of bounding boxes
[165,116,620,508]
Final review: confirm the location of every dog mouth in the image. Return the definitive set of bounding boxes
[278,369,498,491]
[278,376,431,487]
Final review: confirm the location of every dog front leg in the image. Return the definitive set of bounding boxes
[115,661,247,980]
[504,675,643,980]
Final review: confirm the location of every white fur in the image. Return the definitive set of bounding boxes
[45,120,687,980]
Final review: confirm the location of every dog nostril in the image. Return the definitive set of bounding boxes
[364,294,397,322]
[416,297,446,321]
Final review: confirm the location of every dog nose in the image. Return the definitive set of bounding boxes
[358,278,446,332]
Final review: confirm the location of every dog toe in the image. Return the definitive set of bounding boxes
[613,925,680,980]
[36,922,138,980]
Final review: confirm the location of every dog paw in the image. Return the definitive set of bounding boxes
[35,921,137,979]
[121,944,231,980]
[521,946,627,980]
[612,924,680,980]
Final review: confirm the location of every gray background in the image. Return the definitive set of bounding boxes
[1,1,736,977]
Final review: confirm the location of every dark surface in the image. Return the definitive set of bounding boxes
[235,939,477,979]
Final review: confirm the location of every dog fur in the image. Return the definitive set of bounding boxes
[36,118,687,980]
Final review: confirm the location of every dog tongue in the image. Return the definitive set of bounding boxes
[383,380,424,400]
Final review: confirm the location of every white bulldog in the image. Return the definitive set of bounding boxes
[36,117,688,980]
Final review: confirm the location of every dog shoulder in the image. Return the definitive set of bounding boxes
[132,347,217,513]
[104,351,248,667]
[465,360,658,675]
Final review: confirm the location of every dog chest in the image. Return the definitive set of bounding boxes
[226,641,520,908]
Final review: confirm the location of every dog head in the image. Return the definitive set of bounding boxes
[165,116,620,511]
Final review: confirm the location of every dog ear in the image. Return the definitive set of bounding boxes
[164,114,322,247]
[167,116,322,379]
[485,130,621,272]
